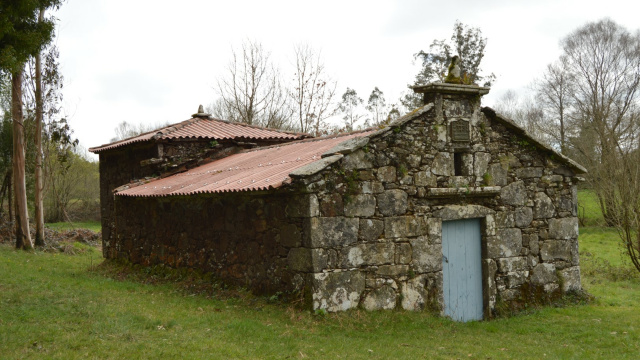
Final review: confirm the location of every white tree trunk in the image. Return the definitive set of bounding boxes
[34,8,46,246]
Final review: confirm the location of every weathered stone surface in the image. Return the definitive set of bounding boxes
[488,163,508,186]
[410,236,442,273]
[533,192,555,219]
[401,273,442,311]
[377,265,409,277]
[548,217,578,240]
[484,259,498,310]
[525,234,539,255]
[286,194,319,218]
[425,218,442,241]
[342,149,374,170]
[358,218,384,241]
[363,285,397,310]
[497,256,527,273]
[531,263,557,285]
[407,154,422,168]
[312,271,365,312]
[377,190,408,216]
[500,181,527,206]
[487,228,522,258]
[395,242,412,264]
[559,266,581,292]
[342,243,395,267]
[304,217,359,248]
[515,207,533,228]
[414,170,437,187]
[516,167,543,179]
[401,275,427,311]
[280,224,301,247]
[460,153,474,176]
[287,248,327,272]
[384,216,426,238]
[377,166,396,182]
[319,193,343,217]
[344,194,376,217]
[433,205,494,221]
[540,240,571,261]
[290,154,343,177]
[505,271,528,288]
[496,211,516,228]
[432,152,453,176]
[474,152,491,177]
[323,137,369,157]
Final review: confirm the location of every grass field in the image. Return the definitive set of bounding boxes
[0,191,638,359]
[45,221,101,233]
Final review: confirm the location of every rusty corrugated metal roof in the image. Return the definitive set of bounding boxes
[116,131,373,197]
[89,117,309,153]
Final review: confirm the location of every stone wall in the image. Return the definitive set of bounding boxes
[99,143,158,258]
[112,192,304,294]
[286,89,582,316]
[99,138,292,259]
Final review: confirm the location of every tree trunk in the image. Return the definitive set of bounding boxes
[8,168,12,223]
[34,8,46,247]
[12,70,33,250]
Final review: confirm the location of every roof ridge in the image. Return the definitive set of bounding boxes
[238,128,375,154]
[205,117,311,137]
[156,118,201,137]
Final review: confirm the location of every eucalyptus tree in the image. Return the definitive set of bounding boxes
[338,88,364,132]
[0,0,63,249]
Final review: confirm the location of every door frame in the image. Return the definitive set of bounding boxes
[432,205,496,319]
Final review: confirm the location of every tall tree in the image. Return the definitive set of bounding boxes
[214,40,290,129]
[560,19,640,227]
[337,88,364,132]
[365,87,388,127]
[289,44,337,136]
[533,59,575,154]
[34,8,45,246]
[402,21,496,110]
[0,0,63,249]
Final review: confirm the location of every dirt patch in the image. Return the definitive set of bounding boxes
[0,216,100,253]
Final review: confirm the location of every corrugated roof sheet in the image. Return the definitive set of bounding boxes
[116,131,374,197]
[89,117,308,153]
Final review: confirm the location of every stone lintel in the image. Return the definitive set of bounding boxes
[411,83,490,96]
[427,186,501,198]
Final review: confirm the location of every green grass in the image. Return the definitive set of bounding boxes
[45,221,101,233]
[0,233,639,359]
[578,189,606,226]
[0,190,638,359]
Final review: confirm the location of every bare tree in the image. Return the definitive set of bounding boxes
[289,44,336,135]
[215,40,290,129]
[493,90,552,147]
[561,19,640,226]
[110,120,170,142]
[533,59,575,154]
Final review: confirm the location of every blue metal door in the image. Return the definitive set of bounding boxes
[442,218,483,322]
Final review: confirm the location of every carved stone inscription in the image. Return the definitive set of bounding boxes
[451,120,470,142]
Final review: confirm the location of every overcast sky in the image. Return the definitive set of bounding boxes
[53,0,640,153]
